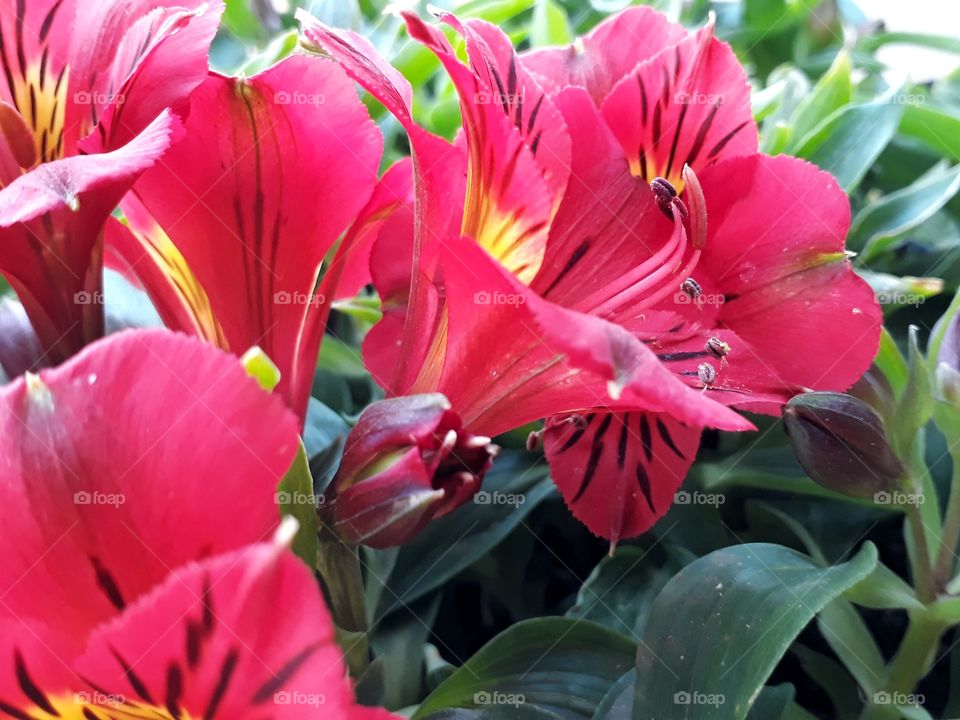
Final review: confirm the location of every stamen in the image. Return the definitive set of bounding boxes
[650,177,677,220]
[680,278,702,299]
[526,430,543,452]
[705,337,730,359]
[697,362,717,387]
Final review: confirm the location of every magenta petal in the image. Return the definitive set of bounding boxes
[0,110,179,361]
[434,239,751,435]
[128,57,382,422]
[77,542,393,718]
[71,0,224,153]
[0,329,299,641]
[521,6,687,104]
[600,25,756,183]
[545,412,701,543]
[698,154,881,392]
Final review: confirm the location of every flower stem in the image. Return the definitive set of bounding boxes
[316,536,369,677]
[859,611,948,720]
[935,457,960,585]
[905,504,937,604]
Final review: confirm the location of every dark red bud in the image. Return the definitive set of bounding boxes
[326,393,498,547]
[784,392,904,499]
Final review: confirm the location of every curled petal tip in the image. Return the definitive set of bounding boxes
[25,372,54,411]
[606,379,624,401]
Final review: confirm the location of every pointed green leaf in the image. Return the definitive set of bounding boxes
[632,542,878,719]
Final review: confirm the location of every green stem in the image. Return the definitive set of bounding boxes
[905,504,937,604]
[935,457,960,585]
[860,611,948,720]
[316,536,370,677]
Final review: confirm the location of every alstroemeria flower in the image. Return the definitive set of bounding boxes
[0,0,223,364]
[106,54,387,424]
[0,329,394,719]
[327,393,497,548]
[300,9,881,544]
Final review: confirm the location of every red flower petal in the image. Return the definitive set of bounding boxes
[69,0,224,153]
[529,86,672,311]
[76,543,382,718]
[544,412,701,543]
[0,110,179,362]
[432,238,751,436]
[0,329,298,642]
[698,154,881,392]
[0,543,397,717]
[600,25,756,185]
[521,6,686,105]
[126,57,382,421]
[330,157,414,302]
[402,11,568,284]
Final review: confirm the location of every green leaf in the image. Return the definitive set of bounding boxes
[413,618,636,719]
[790,645,862,719]
[890,326,934,461]
[900,104,960,162]
[530,0,571,47]
[632,542,878,719]
[370,594,441,709]
[222,0,265,42]
[844,561,923,610]
[794,101,903,191]
[423,707,562,720]
[816,600,885,695]
[239,30,299,76]
[592,670,633,720]
[276,441,320,566]
[853,164,960,259]
[860,32,960,56]
[787,51,852,152]
[875,329,909,398]
[373,452,553,619]
[566,545,688,638]
[746,684,794,720]
[301,397,349,490]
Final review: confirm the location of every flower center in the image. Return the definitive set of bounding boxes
[10,61,68,165]
[34,695,194,719]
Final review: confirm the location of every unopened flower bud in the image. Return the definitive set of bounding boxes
[325,393,497,548]
[783,392,905,499]
[0,296,42,380]
[849,364,895,422]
